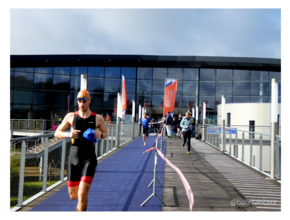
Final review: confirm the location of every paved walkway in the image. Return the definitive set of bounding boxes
[18,135,281,212]
[161,137,281,211]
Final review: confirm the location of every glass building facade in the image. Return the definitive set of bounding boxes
[10,55,281,123]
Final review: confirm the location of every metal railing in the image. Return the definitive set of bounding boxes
[10,121,141,210]
[203,124,281,180]
[275,135,281,180]
[10,119,63,133]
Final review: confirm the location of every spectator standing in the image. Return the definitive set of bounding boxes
[176,114,182,138]
[164,111,173,138]
[172,117,177,136]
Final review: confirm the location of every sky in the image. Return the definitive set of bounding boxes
[10,8,281,59]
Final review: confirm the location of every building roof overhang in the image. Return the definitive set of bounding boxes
[10,54,281,71]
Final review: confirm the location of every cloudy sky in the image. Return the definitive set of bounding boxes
[10,8,281,59]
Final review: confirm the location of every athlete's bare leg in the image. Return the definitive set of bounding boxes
[68,185,79,200]
[76,182,91,211]
[143,134,146,145]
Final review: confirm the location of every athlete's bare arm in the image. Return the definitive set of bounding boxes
[93,114,108,139]
[55,113,81,139]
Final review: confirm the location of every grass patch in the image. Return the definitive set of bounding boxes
[10,180,60,208]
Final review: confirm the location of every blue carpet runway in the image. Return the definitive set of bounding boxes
[30,136,166,211]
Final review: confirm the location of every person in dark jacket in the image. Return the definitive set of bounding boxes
[172,117,177,136]
[180,112,194,154]
[164,111,173,138]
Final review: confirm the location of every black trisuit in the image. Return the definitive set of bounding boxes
[67,111,97,187]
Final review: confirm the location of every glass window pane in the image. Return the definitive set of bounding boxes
[104,78,120,93]
[137,80,152,95]
[183,68,198,81]
[13,89,33,104]
[69,92,78,107]
[168,68,183,80]
[103,108,117,122]
[176,81,183,96]
[233,70,250,81]
[34,67,53,74]
[10,89,13,103]
[15,67,34,72]
[199,96,216,110]
[216,81,232,96]
[53,106,69,118]
[122,79,135,94]
[216,96,232,105]
[250,96,269,103]
[200,69,215,81]
[10,70,14,88]
[53,92,70,106]
[70,76,81,91]
[34,73,53,90]
[105,67,120,78]
[153,81,165,95]
[53,75,70,91]
[124,94,135,111]
[14,72,33,88]
[53,67,70,75]
[233,81,250,96]
[153,68,167,80]
[175,95,182,108]
[33,90,52,105]
[269,71,281,81]
[251,70,268,81]
[90,108,103,115]
[104,93,117,108]
[216,69,232,81]
[182,96,197,109]
[224,96,232,103]
[233,96,250,103]
[152,95,164,108]
[87,77,104,93]
[251,82,270,96]
[137,94,152,107]
[121,67,136,79]
[88,67,104,77]
[71,67,87,76]
[90,93,104,107]
[200,81,216,96]
[269,81,281,96]
[137,67,152,80]
[183,81,198,96]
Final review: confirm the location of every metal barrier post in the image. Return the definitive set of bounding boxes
[259,135,263,171]
[141,136,166,207]
[116,118,120,148]
[161,127,163,150]
[60,139,66,181]
[42,137,49,192]
[271,78,278,179]
[242,132,245,162]
[235,131,238,158]
[17,141,26,207]
[106,127,109,153]
[229,130,232,155]
[250,132,253,166]
[95,139,99,158]
[101,139,104,157]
